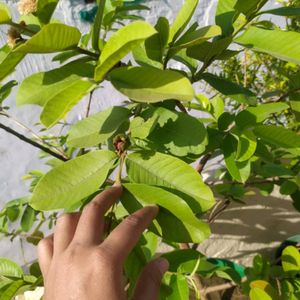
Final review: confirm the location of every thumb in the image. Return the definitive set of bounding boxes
[133,258,169,300]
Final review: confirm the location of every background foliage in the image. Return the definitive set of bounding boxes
[0,0,300,299]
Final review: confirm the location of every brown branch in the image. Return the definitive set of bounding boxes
[0,123,68,161]
[176,100,188,114]
[196,153,212,173]
[202,282,236,295]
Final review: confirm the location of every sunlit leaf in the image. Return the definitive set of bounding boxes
[30,150,118,210]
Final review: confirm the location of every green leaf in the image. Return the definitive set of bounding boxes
[92,0,106,51]
[282,246,300,274]
[235,27,300,65]
[15,24,81,53]
[126,151,215,213]
[215,0,238,36]
[280,181,298,196]
[235,130,257,162]
[234,0,268,19]
[110,66,194,103]
[254,125,300,149]
[135,17,169,66]
[250,287,273,300]
[186,37,238,64]
[222,134,251,183]
[166,275,189,300]
[67,106,131,147]
[20,206,35,232]
[123,184,211,243]
[258,7,300,17]
[235,102,289,130]
[0,80,18,104]
[202,73,256,105]
[36,0,59,24]
[0,45,25,82]
[168,0,199,43]
[130,116,158,140]
[0,3,11,24]
[0,280,24,300]
[172,25,221,50]
[94,21,156,81]
[146,107,208,157]
[30,150,117,211]
[17,59,96,128]
[0,258,23,278]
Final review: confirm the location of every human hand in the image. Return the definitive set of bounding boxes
[38,185,169,300]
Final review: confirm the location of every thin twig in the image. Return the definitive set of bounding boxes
[86,91,94,118]
[176,100,188,114]
[196,153,212,173]
[0,112,68,159]
[202,282,236,295]
[0,123,68,161]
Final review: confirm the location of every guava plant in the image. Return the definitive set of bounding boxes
[0,0,300,299]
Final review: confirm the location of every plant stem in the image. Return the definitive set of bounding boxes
[0,112,68,159]
[196,153,212,173]
[76,46,99,59]
[86,91,94,118]
[201,282,236,295]
[0,122,68,161]
[9,21,36,36]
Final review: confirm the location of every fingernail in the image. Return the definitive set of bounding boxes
[156,258,169,274]
[147,205,159,216]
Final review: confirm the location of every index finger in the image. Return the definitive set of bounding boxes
[72,185,123,245]
[100,205,158,263]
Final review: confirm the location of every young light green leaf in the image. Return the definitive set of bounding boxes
[235,27,300,65]
[110,66,194,103]
[126,151,215,213]
[282,246,300,274]
[0,258,23,278]
[169,0,199,43]
[202,73,256,105]
[235,130,257,162]
[215,0,238,36]
[92,0,106,51]
[254,125,300,149]
[67,106,131,147]
[147,107,208,157]
[0,3,11,24]
[14,24,81,53]
[250,287,273,300]
[0,45,25,82]
[123,183,211,243]
[30,150,118,211]
[94,21,156,81]
[222,134,251,183]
